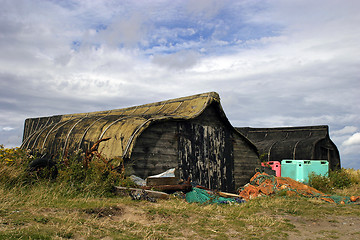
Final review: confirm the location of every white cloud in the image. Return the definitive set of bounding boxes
[2,127,15,131]
[341,144,360,156]
[338,132,360,158]
[332,126,358,136]
[343,133,360,146]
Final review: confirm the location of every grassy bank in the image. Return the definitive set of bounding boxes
[1,146,360,239]
[1,183,360,239]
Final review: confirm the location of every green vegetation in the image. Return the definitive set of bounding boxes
[0,145,134,196]
[1,145,360,239]
[308,168,360,194]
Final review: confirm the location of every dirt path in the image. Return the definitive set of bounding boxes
[284,215,360,240]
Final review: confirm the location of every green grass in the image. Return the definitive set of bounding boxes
[1,145,360,239]
[3,183,358,239]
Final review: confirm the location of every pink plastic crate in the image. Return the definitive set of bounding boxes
[261,161,281,177]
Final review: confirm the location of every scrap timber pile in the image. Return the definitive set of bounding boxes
[115,169,360,205]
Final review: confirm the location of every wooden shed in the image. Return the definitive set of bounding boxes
[21,92,260,192]
[236,126,340,170]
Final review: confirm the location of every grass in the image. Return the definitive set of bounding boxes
[1,145,360,239]
[0,184,297,239]
[1,182,359,239]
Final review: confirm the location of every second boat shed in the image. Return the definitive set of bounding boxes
[236,126,341,170]
[21,92,260,192]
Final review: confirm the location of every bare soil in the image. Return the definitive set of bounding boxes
[281,214,360,240]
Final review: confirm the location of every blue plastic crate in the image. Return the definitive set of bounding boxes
[281,160,328,183]
[307,160,329,178]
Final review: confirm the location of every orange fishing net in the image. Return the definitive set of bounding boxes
[239,172,358,204]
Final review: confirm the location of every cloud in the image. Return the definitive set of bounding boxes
[152,50,201,70]
[332,126,358,136]
[185,0,226,18]
[0,0,359,168]
[97,13,148,48]
[343,133,360,147]
[2,127,15,131]
[337,132,360,162]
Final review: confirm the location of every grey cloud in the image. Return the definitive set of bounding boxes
[0,128,22,148]
[96,13,148,48]
[54,54,72,66]
[333,126,358,136]
[341,154,360,169]
[152,50,200,70]
[185,0,227,18]
[0,19,24,38]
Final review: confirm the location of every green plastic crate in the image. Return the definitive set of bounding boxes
[281,160,329,183]
[308,160,329,178]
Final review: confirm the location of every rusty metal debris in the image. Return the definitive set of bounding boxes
[84,137,111,168]
[141,177,192,193]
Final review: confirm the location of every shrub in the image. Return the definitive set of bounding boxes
[309,168,355,193]
[56,152,128,196]
[308,173,331,193]
[0,145,35,187]
[0,145,130,196]
[329,168,352,189]
[344,168,360,185]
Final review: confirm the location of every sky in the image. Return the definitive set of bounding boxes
[0,0,359,169]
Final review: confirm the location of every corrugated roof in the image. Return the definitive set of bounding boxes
[21,92,232,165]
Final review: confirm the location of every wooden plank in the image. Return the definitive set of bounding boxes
[146,177,180,186]
[113,186,170,199]
[218,191,242,198]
